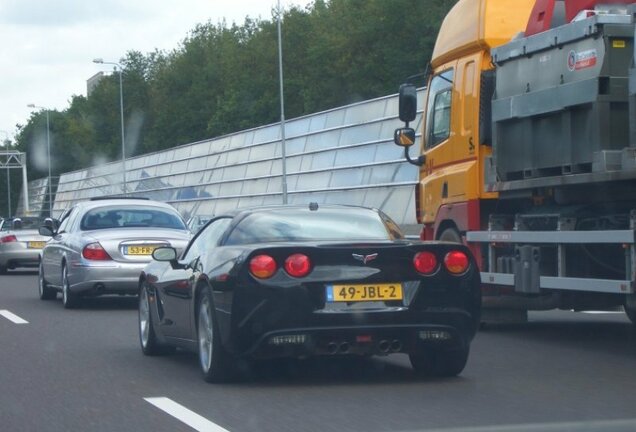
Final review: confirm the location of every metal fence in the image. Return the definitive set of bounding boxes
[26,90,423,227]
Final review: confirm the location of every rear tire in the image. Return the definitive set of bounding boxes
[38,261,56,300]
[0,264,7,275]
[197,288,235,383]
[139,281,174,355]
[409,346,470,378]
[61,264,80,309]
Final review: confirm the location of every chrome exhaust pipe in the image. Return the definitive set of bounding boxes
[378,340,390,353]
[326,342,338,354]
[390,339,402,352]
[339,342,350,354]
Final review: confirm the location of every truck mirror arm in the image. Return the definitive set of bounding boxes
[404,147,425,167]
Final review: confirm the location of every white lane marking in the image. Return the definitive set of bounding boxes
[0,310,29,324]
[144,397,230,432]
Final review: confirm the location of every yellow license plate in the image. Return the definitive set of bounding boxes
[125,245,157,255]
[327,283,403,302]
[28,241,46,249]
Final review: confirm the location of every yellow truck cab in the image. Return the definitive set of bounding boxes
[413,0,535,251]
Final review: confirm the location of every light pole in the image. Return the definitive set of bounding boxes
[277,0,288,204]
[93,58,126,195]
[26,104,52,217]
[0,130,10,217]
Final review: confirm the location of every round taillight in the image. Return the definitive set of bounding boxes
[284,253,311,278]
[250,254,277,279]
[444,251,469,275]
[413,251,438,275]
[82,242,112,261]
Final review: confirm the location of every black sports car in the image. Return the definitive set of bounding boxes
[138,204,481,382]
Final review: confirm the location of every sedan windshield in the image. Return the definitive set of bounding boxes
[225,208,403,245]
[80,206,186,231]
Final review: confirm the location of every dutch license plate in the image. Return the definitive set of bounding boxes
[326,283,403,302]
[27,241,46,249]
[125,245,157,255]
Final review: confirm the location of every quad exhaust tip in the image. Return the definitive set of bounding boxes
[390,339,402,352]
[327,342,338,354]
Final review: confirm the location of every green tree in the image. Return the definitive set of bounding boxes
[15,0,458,181]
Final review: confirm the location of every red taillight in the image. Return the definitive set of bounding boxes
[413,251,438,275]
[284,253,311,278]
[0,235,17,243]
[444,250,469,275]
[82,243,112,261]
[250,254,277,279]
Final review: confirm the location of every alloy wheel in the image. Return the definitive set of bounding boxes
[198,297,213,373]
[139,286,150,348]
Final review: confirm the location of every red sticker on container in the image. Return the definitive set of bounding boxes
[567,49,597,71]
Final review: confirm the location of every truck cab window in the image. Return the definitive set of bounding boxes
[425,69,454,149]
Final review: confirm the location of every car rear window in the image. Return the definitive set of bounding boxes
[2,217,43,231]
[225,208,402,245]
[80,206,186,231]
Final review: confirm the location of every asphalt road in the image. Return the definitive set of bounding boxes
[1,270,636,432]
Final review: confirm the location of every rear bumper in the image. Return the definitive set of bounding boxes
[68,261,146,295]
[0,247,41,268]
[239,309,476,359]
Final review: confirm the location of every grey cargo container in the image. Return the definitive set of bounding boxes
[490,13,634,185]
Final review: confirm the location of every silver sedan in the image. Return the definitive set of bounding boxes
[38,198,191,308]
[0,217,51,274]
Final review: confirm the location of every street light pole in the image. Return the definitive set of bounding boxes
[93,58,126,195]
[26,104,52,217]
[0,130,10,217]
[277,0,288,204]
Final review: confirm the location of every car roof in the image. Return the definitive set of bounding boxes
[225,204,380,219]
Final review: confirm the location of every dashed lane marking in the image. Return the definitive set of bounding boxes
[144,397,230,432]
[0,310,28,324]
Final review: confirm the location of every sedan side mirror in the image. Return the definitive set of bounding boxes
[152,247,178,262]
[39,226,54,237]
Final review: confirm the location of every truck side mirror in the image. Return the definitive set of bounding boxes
[398,84,417,123]
[394,128,416,148]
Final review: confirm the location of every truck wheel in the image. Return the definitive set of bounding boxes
[624,305,636,325]
[409,346,470,378]
[438,227,462,243]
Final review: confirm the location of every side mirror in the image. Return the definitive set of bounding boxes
[394,128,416,148]
[39,226,54,237]
[152,247,177,262]
[398,84,417,123]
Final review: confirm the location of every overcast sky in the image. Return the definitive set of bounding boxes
[0,0,301,141]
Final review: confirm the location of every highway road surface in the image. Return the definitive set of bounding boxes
[1,270,636,432]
